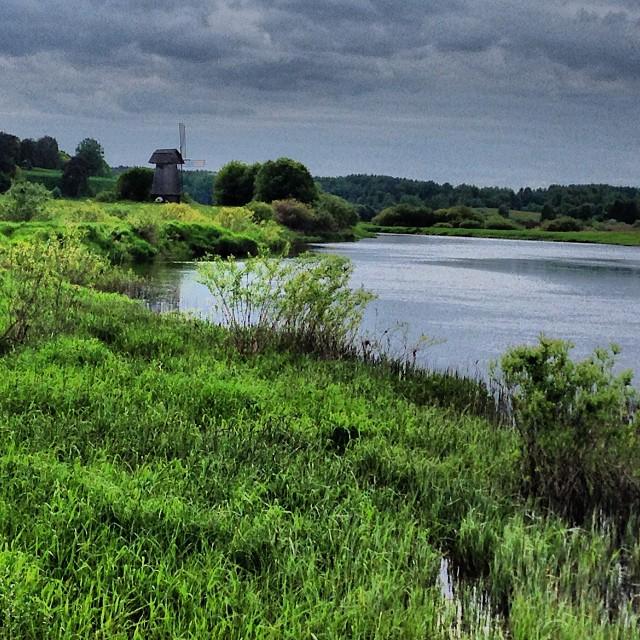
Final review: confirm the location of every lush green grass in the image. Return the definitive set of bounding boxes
[362,222,640,246]
[0,197,291,263]
[0,289,638,637]
[21,169,117,195]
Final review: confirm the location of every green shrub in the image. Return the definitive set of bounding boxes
[372,204,435,227]
[116,167,154,202]
[0,181,50,221]
[246,200,274,223]
[94,189,117,202]
[213,207,255,233]
[541,216,585,232]
[317,192,359,229]
[496,337,639,520]
[272,199,320,232]
[457,218,484,229]
[484,214,521,230]
[434,206,484,227]
[0,233,107,349]
[197,252,375,355]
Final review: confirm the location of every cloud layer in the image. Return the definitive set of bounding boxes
[1,1,639,184]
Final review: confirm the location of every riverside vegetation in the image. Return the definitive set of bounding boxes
[0,228,639,638]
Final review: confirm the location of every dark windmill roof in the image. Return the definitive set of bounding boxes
[149,149,184,165]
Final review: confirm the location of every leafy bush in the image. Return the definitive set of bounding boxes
[116,167,154,202]
[0,233,107,349]
[246,201,274,223]
[94,189,118,202]
[372,204,435,227]
[272,199,319,232]
[457,218,483,229]
[541,216,584,232]
[496,337,639,520]
[434,206,484,227]
[213,207,255,233]
[0,181,50,221]
[197,252,375,355]
[317,192,358,229]
[484,214,521,230]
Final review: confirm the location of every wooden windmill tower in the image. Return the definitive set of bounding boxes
[149,124,205,203]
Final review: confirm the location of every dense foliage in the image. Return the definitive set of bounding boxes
[498,337,639,521]
[318,175,640,223]
[0,181,51,222]
[116,167,154,202]
[75,138,109,177]
[198,252,374,355]
[213,161,259,206]
[61,156,90,198]
[255,158,318,204]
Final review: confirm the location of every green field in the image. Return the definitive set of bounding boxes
[22,168,117,195]
[363,222,640,246]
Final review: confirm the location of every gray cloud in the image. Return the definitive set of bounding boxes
[1,1,639,185]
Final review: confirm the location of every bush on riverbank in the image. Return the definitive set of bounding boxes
[498,337,640,521]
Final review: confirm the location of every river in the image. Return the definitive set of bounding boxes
[144,234,640,377]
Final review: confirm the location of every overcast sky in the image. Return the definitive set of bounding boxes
[1,0,639,186]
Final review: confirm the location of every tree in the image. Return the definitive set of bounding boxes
[61,156,89,197]
[317,192,358,229]
[213,161,259,206]
[0,132,21,176]
[116,167,154,201]
[19,138,37,169]
[0,173,12,194]
[75,138,107,176]
[254,158,318,204]
[34,136,60,169]
[608,199,639,225]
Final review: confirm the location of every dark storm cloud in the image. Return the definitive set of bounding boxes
[1,0,639,183]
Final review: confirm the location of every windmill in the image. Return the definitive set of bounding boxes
[149,124,205,203]
[178,123,206,169]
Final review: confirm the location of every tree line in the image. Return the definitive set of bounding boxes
[316,175,640,224]
[0,130,109,197]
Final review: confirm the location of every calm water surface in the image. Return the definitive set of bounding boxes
[145,235,640,376]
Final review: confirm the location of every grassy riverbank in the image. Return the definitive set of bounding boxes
[362,222,640,246]
[0,274,639,636]
[0,197,294,262]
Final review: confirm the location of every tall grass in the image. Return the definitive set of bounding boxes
[0,239,638,636]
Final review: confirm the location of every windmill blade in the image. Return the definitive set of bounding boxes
[178,122,186,160]
[185,159,206,168]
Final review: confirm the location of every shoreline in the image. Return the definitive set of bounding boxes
[360,222,640,247]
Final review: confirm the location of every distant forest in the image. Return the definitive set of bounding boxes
[316,175,640,223]
[3,128,639,223]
